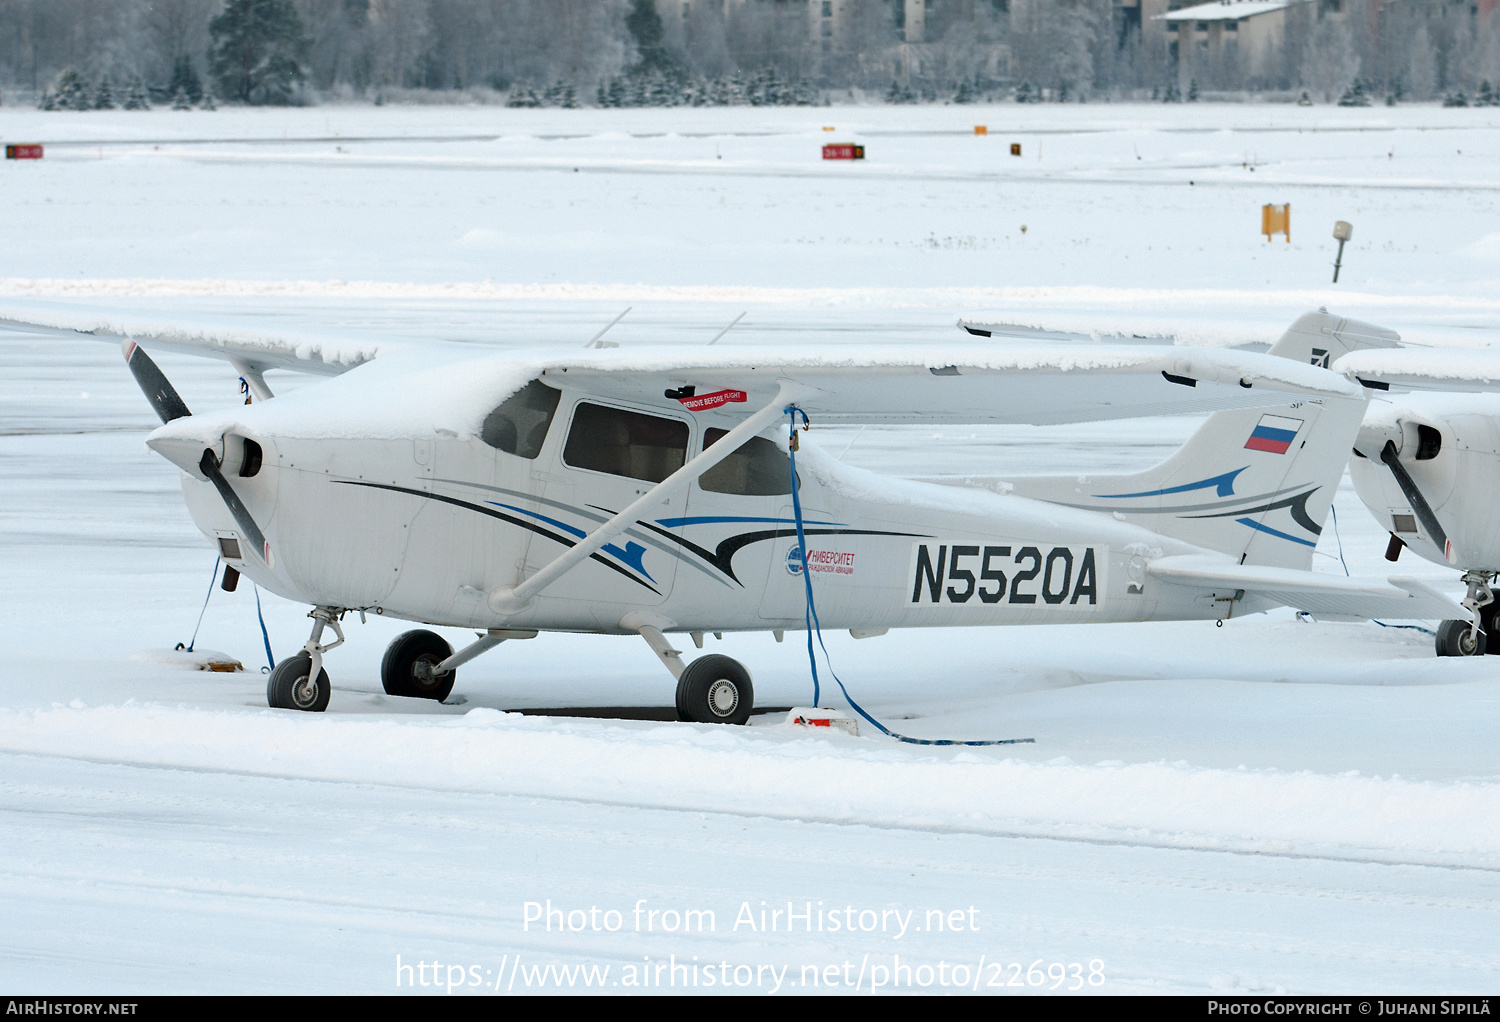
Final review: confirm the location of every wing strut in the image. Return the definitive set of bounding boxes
[488,382,806,615]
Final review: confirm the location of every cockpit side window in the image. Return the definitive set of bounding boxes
[698,428,793,496]
[480,380,561,459]
[563,402,689,483]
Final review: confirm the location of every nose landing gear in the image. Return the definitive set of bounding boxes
[267,606,345,711]
[1436,572,1497,657]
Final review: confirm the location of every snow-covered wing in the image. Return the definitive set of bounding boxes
[0,309,384,377]
[1147,555,1462,620]
[551,343,1365,426]
[1338,348,1500,394]
[956,319,1179,346]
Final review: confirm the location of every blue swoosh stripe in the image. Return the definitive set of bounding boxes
[654,515,848,528]
[1096,467,1246,500]
[487,502,654,581]
[1236,517,1317,548]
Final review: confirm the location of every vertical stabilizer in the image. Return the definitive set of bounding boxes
[1003,311,1395,569]
[1008,397,1367,569]
[1267,309,1400,368]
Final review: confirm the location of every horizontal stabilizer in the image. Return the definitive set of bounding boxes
[1146,555,1463,620]
[1337,348,1500,393]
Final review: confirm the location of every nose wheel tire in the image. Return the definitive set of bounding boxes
[381,629,456,701]
[267,653,331,712]
[1436,618,1487,657]
[676,654,753,726]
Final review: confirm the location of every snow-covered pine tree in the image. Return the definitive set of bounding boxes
[1014,81,1033,103]
[169,56,204,105]
[52,69,91,110]
[562,83,578,109]
[1338,79,1371,107]
[766,68,786,105]
[94,75,115,110]
[1187,78,1199,101]
[200,89,218,110]
[506,84,541,108]
[210,0,309,105]
[123,76,151,110]
[647,70,675,106]
[172,87,193,110]
[625,73,647,106]
[626,0,669,70]
[1480,81,1496,107]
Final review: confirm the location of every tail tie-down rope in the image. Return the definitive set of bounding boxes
[784,407,1035,747]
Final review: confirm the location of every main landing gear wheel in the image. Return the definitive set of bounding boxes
[267,653,331,712]
[676,654,753,726]
[1436,619,1487,657]
[382,629,456,701]
[1478,603,1500,657]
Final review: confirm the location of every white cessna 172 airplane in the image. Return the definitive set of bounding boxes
[1334,344,1500,657]
[6,310,1464,723]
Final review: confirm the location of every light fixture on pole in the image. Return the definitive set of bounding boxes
[1332,220,1353,283]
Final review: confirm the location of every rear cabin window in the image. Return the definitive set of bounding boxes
[698,428,793,496]
[480,380,561,459]
[563,402,689,483]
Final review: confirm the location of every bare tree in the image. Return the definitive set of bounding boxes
[1300,17,1360,101]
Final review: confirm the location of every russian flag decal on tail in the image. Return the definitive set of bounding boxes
[1244,414,1303,455]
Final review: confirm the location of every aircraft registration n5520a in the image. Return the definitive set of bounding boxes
[4,310,1463,724]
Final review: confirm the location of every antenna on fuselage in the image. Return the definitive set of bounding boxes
[706,311,746,345]
[584,307,630,349]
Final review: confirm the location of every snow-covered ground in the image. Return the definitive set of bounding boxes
[2,103,1499,994]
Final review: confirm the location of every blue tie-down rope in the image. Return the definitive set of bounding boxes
[179,557,279,671]
[180,556,221,653]
[784,407,1035,747]
[1320,505,1435,637]
[254,585,276,673]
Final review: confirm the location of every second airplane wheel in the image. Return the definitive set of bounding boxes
[1483,605,1500,656]
[381,629,456,701]
[676,654,754,726]
[1436,619,1486,657]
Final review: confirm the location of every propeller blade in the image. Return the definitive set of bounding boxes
[124,340,273,565]
[199,449,273,566]
[122,340,191,423]
[1380,440,1454,564]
